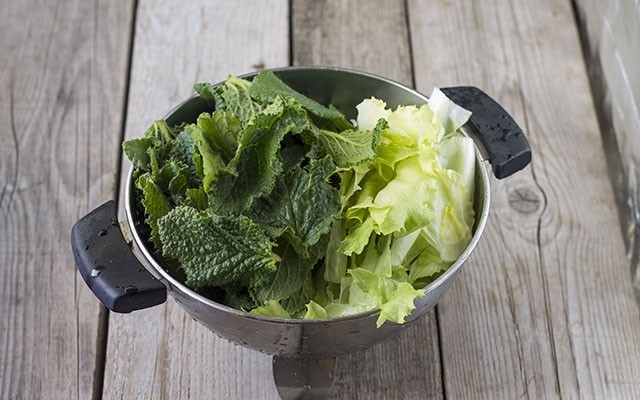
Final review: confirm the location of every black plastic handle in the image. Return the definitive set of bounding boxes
[441,86,531,179]
[71,200,167,313]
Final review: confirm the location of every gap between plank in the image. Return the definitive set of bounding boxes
[434,306,447,400]
[403,0,417,90]
[92,1,140,399]
[404,0,444,397]
[288,0,294,66]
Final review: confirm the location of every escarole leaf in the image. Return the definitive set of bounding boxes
[157,206,279,289]
[304,301,329,319]
[249,69,352,130]
[428,87,472,136]
[251,300,291,318]
[248,156,340,258]
[209,96,312,214]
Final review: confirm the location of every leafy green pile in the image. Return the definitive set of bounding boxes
[123,70,476,327]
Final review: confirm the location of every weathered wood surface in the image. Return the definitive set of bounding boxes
[409,0,640,398]
[292,1,443,399]
[103,1,288,399]
[0,1,134,400]
[4,0,640,399]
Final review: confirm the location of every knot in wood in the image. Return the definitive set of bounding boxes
[508,187,540,214]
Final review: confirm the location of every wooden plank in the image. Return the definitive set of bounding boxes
[292,1,443,399]
[0,1,134,399]
[292,0,413,83]
[102,1,288,399]
[408,0,640,398]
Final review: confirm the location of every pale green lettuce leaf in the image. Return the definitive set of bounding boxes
[251,300,291,318]
[428,87,472,136]
[407,243,450,287]
[367,153,437,236]
[356,98,391,131]
[348,268,424,328]
[377,281,424,327]
[389,229,421,266]
[437,135,476,195]
[386,104,440,144]
[323,220,348,284]
[304,301,329,319]
[336,163,371,208]
[419,168,474,262]
[319,128,376,167]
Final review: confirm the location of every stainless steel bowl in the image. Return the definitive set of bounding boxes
[72,66,531,399]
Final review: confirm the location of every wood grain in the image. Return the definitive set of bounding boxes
[292,1,443,399]
[292,0,413,83]
[409,0,640,398]
[103,1,288,399]
[0,1,134,399]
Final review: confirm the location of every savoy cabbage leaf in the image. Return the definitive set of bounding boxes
[248,156,340,258]
[157,206,279,289]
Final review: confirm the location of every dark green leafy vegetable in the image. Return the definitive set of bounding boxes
[157,206,279,289]
[123,137,153,171]
[135,173,172,249]
[208,96,312,215]
[248,156,340,258]
[196,111,240,161]
[251,242,316,315]
[195,76,262,124]
[249,69,352,130]
[169,131,200,186]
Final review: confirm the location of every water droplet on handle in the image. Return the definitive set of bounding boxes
[98,229,108,237]
[125,286,138,295]
[90,264,105,277]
